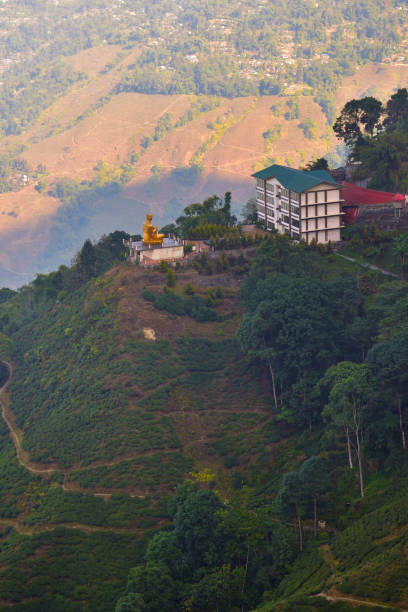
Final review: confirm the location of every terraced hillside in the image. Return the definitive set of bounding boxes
[0,256,275,510]
[0,234,408,610]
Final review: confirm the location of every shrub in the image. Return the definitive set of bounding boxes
[155,292,185,315]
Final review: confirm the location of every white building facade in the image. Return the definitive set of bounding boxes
[253,164,343,244]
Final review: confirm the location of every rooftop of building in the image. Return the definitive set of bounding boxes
[252,164,340,193]
[130,237,182,251]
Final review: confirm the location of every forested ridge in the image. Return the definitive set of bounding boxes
[0,219,406,609]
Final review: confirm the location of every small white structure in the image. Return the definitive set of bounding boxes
[124,237,184,265]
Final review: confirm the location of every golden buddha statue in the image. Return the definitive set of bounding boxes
[142,213,164,245]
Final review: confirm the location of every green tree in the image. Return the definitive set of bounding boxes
[172,484,224,573]
[77,239,97,282]
[125,562,178,612]
[299,118,317,140]
[238,272,341,413]
[277,471,305,551]
[353,129,408,191]
[298,456,328,536]
[305,157,329,171]
[392,234,408,267]
[165,268,176,288]
[383,88,408,131]
[333,97,383,147]
[217,488,269,592]
[367,325,408,450]
[115,593,145,612]
[189,564,245,612]
[321,362,373,498]
[144,532,183,580]
[0,331,15,358]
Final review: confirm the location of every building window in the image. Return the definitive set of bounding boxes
[281,187,289,198]
[290,204,299,216]
[291,192,300,202]
[291,218,300,228]
[292,232,300,240]
[266,195,274,205]
[282,214,290,224]
[257,178,264,188]
[266,183,274,194]
[267,220,275,229]
[266,207,274,218]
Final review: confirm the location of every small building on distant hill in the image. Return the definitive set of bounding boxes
[252,164,343,244]
[125,237,184,265]
[124,213,184,265]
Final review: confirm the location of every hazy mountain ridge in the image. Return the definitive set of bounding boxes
[0,0,406,285]
[0,59,408,286]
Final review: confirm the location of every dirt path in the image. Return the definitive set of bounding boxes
[0,362,55,475]
[0,361,146,498]
[0,517,144,537]
[314,544,407,611]
[317,592,406,611]
[335,253,399,278]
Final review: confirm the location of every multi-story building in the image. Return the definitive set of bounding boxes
[252,164,344,244]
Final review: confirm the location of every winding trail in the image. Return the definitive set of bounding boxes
[0,361,149,488]
[335,253,399,278]
[0,361,54,474]
[0,360,158,536]
[313,545,408,611]
[317,592,407,611]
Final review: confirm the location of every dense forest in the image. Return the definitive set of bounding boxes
[332,87,408,191]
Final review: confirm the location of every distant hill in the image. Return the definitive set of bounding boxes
[0,50,408,286]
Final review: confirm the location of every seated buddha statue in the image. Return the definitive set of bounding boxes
[142,213,164,245]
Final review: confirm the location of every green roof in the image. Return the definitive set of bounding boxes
[252,164,340,193]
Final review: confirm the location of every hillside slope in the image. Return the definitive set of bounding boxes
[0,54,408,286]
[0,256,274,609]
[0,235,407,610]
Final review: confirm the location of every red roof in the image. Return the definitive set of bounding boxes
[342,181,405,206]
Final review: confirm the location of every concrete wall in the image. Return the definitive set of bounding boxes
[140,245,184,263]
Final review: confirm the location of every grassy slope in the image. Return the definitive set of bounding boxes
[0,47,407,285]
[0,258,278,609]
[9,263,273,481]
[1,253,408,609]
